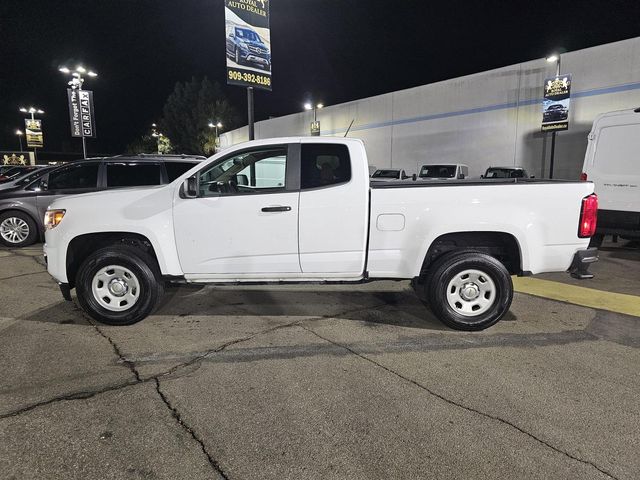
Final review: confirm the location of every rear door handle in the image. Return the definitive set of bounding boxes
[261,206,291,212]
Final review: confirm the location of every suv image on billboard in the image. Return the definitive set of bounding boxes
[543,104,568,122]
[226,25,271,71]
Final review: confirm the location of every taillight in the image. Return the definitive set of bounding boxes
[578,194,598,238]
[579,172,588,181]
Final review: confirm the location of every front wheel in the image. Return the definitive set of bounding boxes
[426,252,513,331]
[75,245,164,326]
[0,210,38,247]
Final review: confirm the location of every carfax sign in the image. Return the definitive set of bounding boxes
[224,0,272,91]
[541,74,572,132]
[67,89,97,138]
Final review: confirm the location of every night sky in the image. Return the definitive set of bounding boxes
[2,0,639,156]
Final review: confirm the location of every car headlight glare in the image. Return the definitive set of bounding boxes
[44,209,66,230]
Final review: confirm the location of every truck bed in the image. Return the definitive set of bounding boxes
[370,178,586,188]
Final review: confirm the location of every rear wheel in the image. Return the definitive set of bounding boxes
[75,245,164,326]
[425,252,513,331]
[0,210,38,247]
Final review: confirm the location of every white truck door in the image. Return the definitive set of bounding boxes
[173,145,301,275]
[298,141,369,275]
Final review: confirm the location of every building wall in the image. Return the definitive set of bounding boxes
[220,37,640,179]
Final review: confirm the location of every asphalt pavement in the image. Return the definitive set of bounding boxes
[1,240,639,480]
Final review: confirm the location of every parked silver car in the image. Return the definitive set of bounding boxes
[0,155,204,247]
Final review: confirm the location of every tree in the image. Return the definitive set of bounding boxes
[160,77,238,155]
[125,134,173,155]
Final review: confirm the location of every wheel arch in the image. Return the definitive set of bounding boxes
[65,232,161,289]
[418,231,523,277]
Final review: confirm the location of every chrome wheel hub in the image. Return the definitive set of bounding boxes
[0,217,29,244]
[460,282,480,301]
[91,265,140,312]
[446,269,496,317]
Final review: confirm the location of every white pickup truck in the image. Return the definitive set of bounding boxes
[44,137,598,331]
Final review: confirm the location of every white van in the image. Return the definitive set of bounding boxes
[581,108,640,245]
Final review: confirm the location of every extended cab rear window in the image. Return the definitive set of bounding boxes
[301,144,351,189]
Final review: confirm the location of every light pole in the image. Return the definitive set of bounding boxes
[546,53,561,179]
[208,121,223,139]
[15,130,24,151]
[304,101,323,122]
[19,106,44,161]
[304,101,323,135]
[150,124,164,155]
[59,65,98,159]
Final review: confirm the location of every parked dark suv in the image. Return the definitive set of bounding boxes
[226,25,271,71]
[0,155,204,247]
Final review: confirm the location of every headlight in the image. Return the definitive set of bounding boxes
[44,209,66,230]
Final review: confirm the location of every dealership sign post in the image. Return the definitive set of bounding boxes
[24,119,43,148]
[67,88,96,158]
[541,74,571,132]
[224,0,271,140]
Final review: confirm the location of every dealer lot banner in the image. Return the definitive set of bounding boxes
[24,118,43,148]
[224,0,272,91]
[541,74,572,132]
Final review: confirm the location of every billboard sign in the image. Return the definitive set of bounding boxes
[541,74,571,132]
[225,0,272,91]
[67,89,97,138]
[24,118,43,148]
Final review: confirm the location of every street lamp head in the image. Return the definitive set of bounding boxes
[316,103,324,109]
[151,123,157,127]
[304,102,313,110]
[59,66,71,74]
[15,129,23,136]
[19,107,28,113]
[208,122,215,128]
[76,65,86,73]
[87,71,98,77]
[36,109,44,114]
[216,122,223,128]
[546,54,559,63]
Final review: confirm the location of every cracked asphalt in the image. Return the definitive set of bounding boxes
[1,241,639,479]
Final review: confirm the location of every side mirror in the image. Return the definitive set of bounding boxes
[457,173,465,179]
[182,176,198,198]
[412,174,417,181]
[480,175,484,179]
[40,179,48,191]
[236,174,249,186]
[530,175,535,179]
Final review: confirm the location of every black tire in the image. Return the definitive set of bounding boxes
[0,210,38,248]
[426,252,513,331]
[589,234,604,248]
[75,245,164,326]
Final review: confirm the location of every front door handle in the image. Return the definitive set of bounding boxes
[261,206,291,212]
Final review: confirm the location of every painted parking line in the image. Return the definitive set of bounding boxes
[513,277,640,318]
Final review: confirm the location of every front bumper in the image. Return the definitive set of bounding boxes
[568,247,598,279]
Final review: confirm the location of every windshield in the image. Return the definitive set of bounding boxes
[236,28,260,43]
[372,169,399,179]
[14,168,48,186]
[485,168,526,178]
[419,165,456,178]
